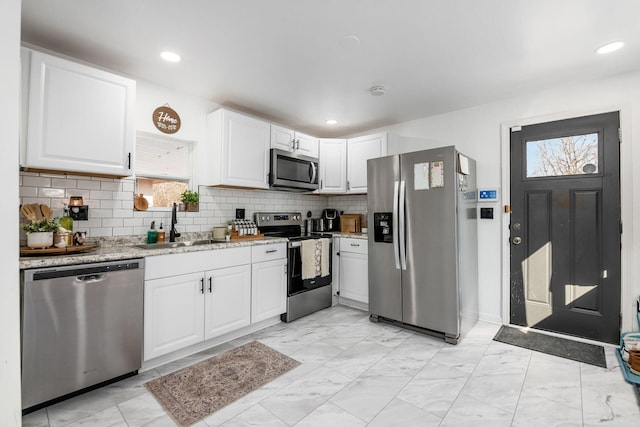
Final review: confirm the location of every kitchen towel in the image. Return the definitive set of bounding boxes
[320,238,330,277]
[301,239,317,280]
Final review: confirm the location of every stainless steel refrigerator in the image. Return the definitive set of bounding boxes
[367,146,478,344]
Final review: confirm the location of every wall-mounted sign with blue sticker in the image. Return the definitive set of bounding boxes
[478,189,499,202]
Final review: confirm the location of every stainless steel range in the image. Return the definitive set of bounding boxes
[255,212,333,322]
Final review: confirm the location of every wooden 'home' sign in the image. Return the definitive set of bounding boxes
[153,104,181,134]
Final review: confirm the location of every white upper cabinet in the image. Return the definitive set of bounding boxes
[22,49,135,177]
[270,124,318,158]
[205,108,271,189]
[347,132,388,193]
[318,138,347,194]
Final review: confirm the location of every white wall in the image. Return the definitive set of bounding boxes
[373,71,640,329]
[2,0,22,424]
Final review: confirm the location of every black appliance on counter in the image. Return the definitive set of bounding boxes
[255,212,332,322]
[321,208,340,231]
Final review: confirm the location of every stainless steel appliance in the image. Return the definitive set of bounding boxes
[321,208,340,231]
[21,259,144,411]
[367,146,478,344]
[255,212,332,322]
[269,149,319,191]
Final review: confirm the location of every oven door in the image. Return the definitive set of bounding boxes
[270,149,319,191]
[287,240,332,295]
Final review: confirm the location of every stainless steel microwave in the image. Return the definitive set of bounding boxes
[269,148,319,192]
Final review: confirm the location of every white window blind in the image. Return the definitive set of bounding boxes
[135,131,193,179]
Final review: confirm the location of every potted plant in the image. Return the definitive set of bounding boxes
[22,217,59,248]
[180,190,199,212]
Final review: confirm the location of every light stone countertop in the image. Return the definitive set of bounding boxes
[19,237,289,270]
[328,232,369,240]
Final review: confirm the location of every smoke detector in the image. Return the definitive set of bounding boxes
[370,86,385,96]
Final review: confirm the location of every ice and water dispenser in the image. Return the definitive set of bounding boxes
[373,212,393,243]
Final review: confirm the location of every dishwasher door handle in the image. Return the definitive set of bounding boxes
[75,273,107,284]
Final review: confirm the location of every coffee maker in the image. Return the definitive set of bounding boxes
[321,209,340,231]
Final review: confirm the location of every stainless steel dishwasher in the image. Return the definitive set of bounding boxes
[21,259,144,411]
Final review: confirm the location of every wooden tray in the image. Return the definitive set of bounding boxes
[20,243,97,256]
[229,231,264,241]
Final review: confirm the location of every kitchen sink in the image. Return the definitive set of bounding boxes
[133,239,216,250]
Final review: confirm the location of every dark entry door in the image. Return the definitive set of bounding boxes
[510,112,621,344]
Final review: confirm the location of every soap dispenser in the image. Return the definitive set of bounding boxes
[147,221,157,244]
[157,223,166,242]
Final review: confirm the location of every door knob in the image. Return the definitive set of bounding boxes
[512,236,522,245]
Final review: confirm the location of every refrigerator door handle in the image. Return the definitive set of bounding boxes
[392,180,400,269]
[399,180,407,270]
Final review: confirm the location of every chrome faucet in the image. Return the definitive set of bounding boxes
[169,202,181,242]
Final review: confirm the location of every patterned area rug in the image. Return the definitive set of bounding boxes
[145,341,300,426]
[494,325,607,368]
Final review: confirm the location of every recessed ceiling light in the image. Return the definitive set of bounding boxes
[596,41,624,54]
[325,119,338,125]
[160,51,181,62]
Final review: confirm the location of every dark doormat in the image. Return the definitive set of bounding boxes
[493,325,607,368]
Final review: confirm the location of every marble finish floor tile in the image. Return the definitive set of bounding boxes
[22,305,640,426]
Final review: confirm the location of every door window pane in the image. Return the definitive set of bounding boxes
[526,133,598,177]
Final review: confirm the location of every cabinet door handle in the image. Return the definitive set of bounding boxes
[350,243,360,247]
[347,180,350,190]
[266,249,277,254]
[208,276,212,292]
[127,152,132,169]
[200,277,204,294]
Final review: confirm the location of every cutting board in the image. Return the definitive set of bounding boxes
[340,214,362,233]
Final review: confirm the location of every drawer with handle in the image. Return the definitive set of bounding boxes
[252,243,287,263]
[339,237,367,255]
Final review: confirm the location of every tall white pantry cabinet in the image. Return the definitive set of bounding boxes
[21,48,135,176]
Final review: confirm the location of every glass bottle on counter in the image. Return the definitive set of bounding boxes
[59,203,73,231]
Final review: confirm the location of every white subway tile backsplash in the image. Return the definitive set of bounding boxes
[100,182,121,191]
[51,178,77,188]
[90,227,113,237]
[102,218,124,227]
[22,176,51,187]
[89,190,113,200]
[20,172,367,239]
[39,188,65,198]
[19,187,38,198]
[77,180,102,190]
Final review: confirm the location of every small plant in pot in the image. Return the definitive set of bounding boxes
[22,218,59,248]
[180,190,199,212]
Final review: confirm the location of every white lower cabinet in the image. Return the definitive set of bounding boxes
[143,247,252,361]
[204,265,252,338]
[251,243,287,323]
[252,258,287,323]
[337,238,369,304]
[143,244,287,361]
[144,272,205,360]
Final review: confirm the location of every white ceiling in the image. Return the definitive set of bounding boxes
[20,0,640,137]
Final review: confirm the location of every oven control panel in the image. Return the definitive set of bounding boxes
[254,212,303,227]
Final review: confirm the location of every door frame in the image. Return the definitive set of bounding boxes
[500,105,634,333]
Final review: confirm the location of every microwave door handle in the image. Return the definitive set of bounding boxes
[310,161,317,184]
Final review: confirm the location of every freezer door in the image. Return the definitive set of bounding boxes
[399,147,459,336]
[367,154,402,321]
